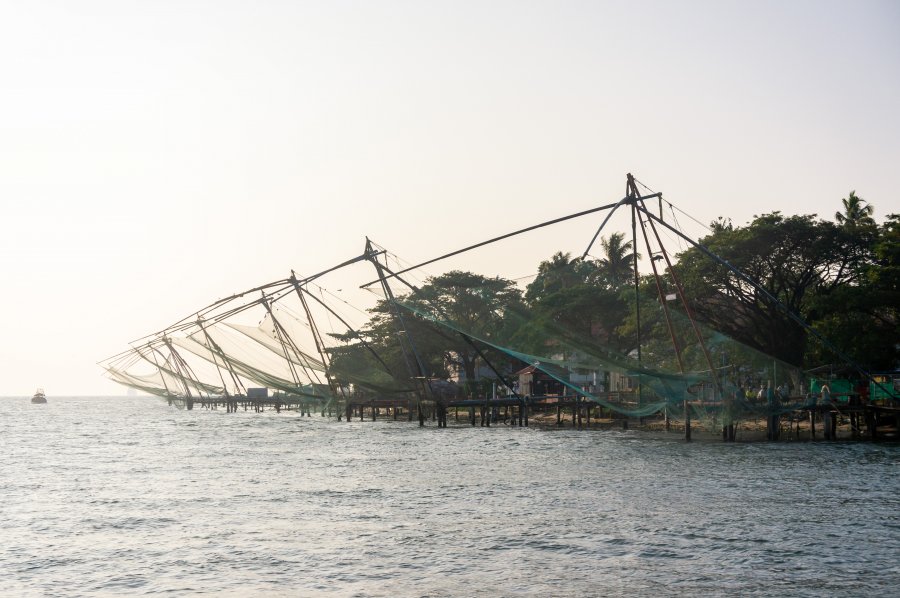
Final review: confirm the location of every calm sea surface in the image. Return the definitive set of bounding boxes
[1,397,898,597]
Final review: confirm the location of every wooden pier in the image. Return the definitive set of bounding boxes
[166,391,899,443]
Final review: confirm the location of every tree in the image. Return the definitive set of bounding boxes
[869,214,900,367]
[871,214,900,296]
[524,251,599,304]
[382,271,524,387]
[597,232,637,288]
[835,191,876,228]
[326,302,442,395]
[674,212,861,366]
[521,249,630,360]
[810,213,900,370]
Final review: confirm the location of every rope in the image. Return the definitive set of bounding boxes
[633,177,656,194]
[361,200,625,288]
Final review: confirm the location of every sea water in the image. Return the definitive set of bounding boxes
[1,396,898,597]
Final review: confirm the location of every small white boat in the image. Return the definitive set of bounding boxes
[31,388,47,404]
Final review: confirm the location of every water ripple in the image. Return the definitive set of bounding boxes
[1,396,898,596]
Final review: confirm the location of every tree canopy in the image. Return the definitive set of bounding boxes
[328,271,524,395]
[673,197,896,370]
[328,195,897,395]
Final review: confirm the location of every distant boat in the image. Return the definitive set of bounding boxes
[31,388,47,404]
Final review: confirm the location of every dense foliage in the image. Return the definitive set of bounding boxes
[329,193,898,391]
[675,194,897,371]
[328,271,524,394]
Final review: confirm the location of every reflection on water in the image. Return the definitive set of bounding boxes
[1,397,898,596]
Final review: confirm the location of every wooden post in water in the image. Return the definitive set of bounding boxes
[684,399,691,442]
[721,394,729,441]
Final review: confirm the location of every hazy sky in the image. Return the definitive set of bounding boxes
[1,0,898,396]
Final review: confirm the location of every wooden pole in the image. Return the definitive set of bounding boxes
[684,399,691,442]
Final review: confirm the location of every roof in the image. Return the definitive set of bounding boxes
[514,364,538,376]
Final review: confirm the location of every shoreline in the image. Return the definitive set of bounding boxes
[520,410,897,443]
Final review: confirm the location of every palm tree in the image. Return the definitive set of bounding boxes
[525,251,606,304]
[835,191,875,228]
[598,232,637,288]
[525,252,580,303]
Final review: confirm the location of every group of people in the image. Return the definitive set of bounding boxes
[740,381,792,403]
[737,380,845,408]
